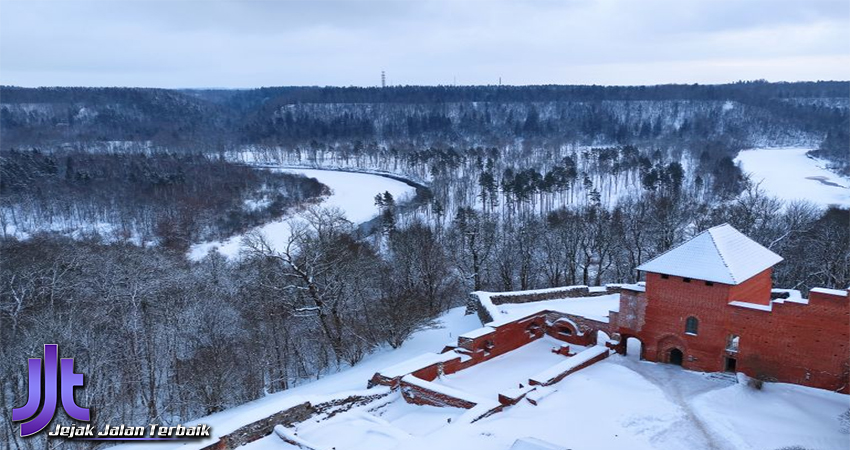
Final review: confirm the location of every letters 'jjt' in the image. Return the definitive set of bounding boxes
[12,344,90,437]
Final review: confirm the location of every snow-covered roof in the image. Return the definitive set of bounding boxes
[459,326,496,340]
[810,287,848,297]
[378,352,461,379]
[528,346,610,386]
[636,224,783,285]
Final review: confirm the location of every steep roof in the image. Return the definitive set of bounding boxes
[636,224,783,285]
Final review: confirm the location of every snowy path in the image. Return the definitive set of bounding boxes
[734,147,850,208]
[188,167,416,260]
[617,357,734,450]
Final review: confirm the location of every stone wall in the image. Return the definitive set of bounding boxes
[207,402,315,450]
[199,390,391,450]
[489,286,593,305]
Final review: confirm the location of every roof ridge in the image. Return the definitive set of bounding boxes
[637,223,782,285]
[636,226,712,269]
[707,225,737,284]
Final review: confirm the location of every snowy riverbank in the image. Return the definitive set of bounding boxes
[735,147,850,208]
[188,167,417,260]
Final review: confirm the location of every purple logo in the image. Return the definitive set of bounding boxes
[12,344,90,437]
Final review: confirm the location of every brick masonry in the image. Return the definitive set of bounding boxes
[616,271,850,393]
[400,380,479,409]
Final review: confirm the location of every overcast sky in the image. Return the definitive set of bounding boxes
[1,0,848,88]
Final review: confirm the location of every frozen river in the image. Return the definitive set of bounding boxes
[188,167,417,260]
[734,147,850,208]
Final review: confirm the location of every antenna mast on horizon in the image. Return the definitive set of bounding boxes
[381,71,386,88]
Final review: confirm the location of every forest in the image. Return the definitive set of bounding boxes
[2,81,848,174]
[0,150,327,250]
[1,82,849,449]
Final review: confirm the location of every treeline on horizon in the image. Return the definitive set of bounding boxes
[4,79,849,104]
[1,81,848,176]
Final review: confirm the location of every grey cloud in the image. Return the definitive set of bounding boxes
[0,0,847,87]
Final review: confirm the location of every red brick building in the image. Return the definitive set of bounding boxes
[617,224,849,393]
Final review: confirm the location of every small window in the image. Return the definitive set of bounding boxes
[685,316,699,335]
[705,281,714,286]
[661,274,669,279]
[683,277,692,283]
[726,334,739,352]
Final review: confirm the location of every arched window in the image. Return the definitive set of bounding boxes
[685,316,699,335]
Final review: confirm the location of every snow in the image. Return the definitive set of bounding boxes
[811,287,848,297]
[488,293,621,325]
[124,314,850,450]
[499,386,535,402]
[459,326,496,340]
[735,147,850,208]
[189,167,416,260]
[387,359,726,450]
[626,337,642,358]
[728,301,773,312]
[402,375,493,407]
[273,425,327,450]
[528,346,609,386]
[254,358,846,450]
[112,307,480,450]
[285,406,416,450]
[729,287,842,311]
[523,386,556,405]
[432,337,576,398]
[370,398,465,436]
[473,286,613,323]
[277,168,415,224]
[378,351,463,379]
[510,437,566,450]
[618,283,646,292]
[692,379,850,450]
[770,288,807,304]
[488,285,590,298]
[637,224,783,285]
[549,317,585,335]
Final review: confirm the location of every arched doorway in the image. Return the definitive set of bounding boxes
[669,348,683,366]
[626,337,643,360]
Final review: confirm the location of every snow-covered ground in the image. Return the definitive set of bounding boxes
[432,337,580,398]
[114,306,850,450]
[243,354,849,450]
[188,168,416,260]
[735,147,850,208]
[492,294,621,325]
[113,307,481,450]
